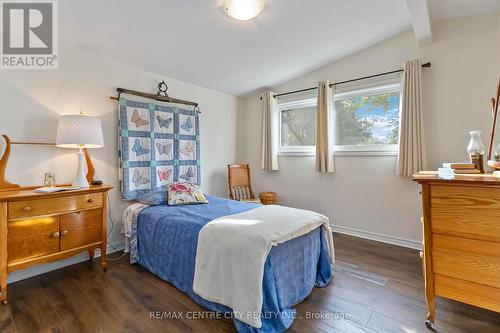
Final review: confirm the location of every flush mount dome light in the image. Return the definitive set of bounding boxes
[223,0,266,21]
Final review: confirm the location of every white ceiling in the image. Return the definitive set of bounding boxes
[62,0,500,96]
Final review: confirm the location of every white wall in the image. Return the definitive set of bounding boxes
[497,10,500,105]
[0,43,240,281]
[239,13,500,247]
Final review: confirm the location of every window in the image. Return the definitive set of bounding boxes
[278,98,316,155]
[334,83,400,155]
[276,82,401,157]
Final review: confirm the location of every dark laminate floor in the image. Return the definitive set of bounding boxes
[1,233,499,333]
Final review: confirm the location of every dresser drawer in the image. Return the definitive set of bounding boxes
[430,185,500,242]
[435,274,500,313]
[8,193,102,220]
[433,234,500,288]
[60,209,102,251]
[7,216,60,264]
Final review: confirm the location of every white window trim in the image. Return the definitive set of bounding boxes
[279,147,397,157]
[278,97,317,156]
[333,83,401,101]
[279,97,316,110]
[278,146,315,157]
[334,144,398,156]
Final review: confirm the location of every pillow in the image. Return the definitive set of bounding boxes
[167,182,208,206]
[137,191,167,206]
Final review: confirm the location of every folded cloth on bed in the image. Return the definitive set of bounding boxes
[193,204,334,328]
[122,202,149,262]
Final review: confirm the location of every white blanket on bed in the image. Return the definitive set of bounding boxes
[121,202,149,238]
[193,205,334,328]
[121,202,149,261]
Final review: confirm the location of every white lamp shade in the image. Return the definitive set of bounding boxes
[56,115,104,149]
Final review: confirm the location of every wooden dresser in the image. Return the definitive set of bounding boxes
[413,173,500,327]
[0,185,113,304]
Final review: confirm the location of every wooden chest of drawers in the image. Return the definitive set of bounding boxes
[413,173,500,327]
[0,185,112,304]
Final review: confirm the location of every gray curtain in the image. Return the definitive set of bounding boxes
[260,91,279,171]
[316,81,335,173]
[397,59,425,176]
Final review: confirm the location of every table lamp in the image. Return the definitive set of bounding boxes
[56,114,104,188]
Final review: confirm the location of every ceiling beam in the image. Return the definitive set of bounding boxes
[406,0,433,45]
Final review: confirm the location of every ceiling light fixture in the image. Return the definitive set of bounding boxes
[223,0,266,21]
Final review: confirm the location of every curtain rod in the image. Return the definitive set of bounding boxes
[261,62,431,100]
[110,87,201,113]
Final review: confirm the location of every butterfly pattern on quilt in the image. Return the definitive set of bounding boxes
[131,109,149,128]
[132,138,150,157]
[156,142,172,157]
[180,166,195,182]
[156,115,172,129]
[180,141,194,159]
[119,97,200,200]
[157,168,172,182]
[132,169,150,187]
[180,117,193,133]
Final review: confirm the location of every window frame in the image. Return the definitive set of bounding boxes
[333,82,401,156]
[275,80,402,157]
[278,97,317,156]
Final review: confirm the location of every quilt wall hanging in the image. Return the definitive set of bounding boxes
[118,97,200,200]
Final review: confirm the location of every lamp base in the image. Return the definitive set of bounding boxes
[73,149,89,188]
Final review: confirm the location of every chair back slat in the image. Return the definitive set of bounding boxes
[228,164,255,200]
[231,185,252,201]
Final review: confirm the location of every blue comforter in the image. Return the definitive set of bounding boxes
[136,195,332,333]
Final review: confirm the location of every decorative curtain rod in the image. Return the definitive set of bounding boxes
[261,62,431,100]
[110,85,201,113]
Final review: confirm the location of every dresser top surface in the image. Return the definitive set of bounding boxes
[413,171,500,186]
[0,184,113,201]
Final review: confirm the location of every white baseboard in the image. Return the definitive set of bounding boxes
[7,242,125,284]
[332,225,422,250]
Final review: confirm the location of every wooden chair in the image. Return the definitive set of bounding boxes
[227,164,261,203]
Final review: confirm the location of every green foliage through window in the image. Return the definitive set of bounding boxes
[278,87,400,150]
[335,91,400,146]
[281,105,316,146]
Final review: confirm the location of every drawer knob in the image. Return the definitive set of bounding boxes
[61,229,69,236]
[22,206,32,212]
[87,198,94,203]
[51,231,60,238]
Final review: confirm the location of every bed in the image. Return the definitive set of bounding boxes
[124,195,333,333]
[118,97,333,332]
